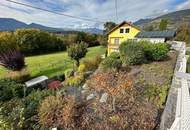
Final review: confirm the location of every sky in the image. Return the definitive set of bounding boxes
[0,0,190,29]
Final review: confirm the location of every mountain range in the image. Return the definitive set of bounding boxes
[134,9,190,30]
[0,9,190,34]
[0,18,103,34]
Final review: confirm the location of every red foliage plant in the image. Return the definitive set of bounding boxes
[0,49,25,71]
[48,80,62,90]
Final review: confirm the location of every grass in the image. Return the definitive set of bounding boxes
[0,46,106,79]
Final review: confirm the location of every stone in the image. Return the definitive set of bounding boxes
[82,83,88,89]
[100,93,108,103]
[86,93,95,100]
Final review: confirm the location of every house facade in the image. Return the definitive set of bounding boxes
[107,21,140,55]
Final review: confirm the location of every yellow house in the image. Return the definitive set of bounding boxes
[107,21,141,55]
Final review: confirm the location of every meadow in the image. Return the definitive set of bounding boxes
[0,46,106,78]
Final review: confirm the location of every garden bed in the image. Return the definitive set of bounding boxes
[82,50,178,130]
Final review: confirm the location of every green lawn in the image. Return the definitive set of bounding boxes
[0,46,106,79]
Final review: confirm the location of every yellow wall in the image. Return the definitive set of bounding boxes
[108,23,140,55]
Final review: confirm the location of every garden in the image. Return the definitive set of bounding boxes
[0,29,177,130]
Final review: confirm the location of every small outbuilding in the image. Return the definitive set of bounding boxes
[135,30,176,43]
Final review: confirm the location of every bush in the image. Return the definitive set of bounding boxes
[101,57,122,70]
[48,80,62,90]
[14,29,66,55]
[39,95,87,130]
[0,79,24,101]
[0,32,25,71]
[143,42,169,61]
[119,41,146,65]
[63,74,84,87]
[5,69,30,83]
[64,69,74,78]
[0,98,25,130]
[78,63,86,73]
[24,89,54,118]
[109,52,120,59]
[82,55,102,71]
[187,57,190,73]
[67,42,88,67]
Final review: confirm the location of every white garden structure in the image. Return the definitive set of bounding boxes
[169,42,190,130]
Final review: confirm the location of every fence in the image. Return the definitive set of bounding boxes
[168,42,190,130]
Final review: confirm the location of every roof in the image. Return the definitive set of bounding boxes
[107,21,141,35]
[135,30,176,38]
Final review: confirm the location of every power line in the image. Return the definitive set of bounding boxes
[115,0,118,23]
[4,0,105,23]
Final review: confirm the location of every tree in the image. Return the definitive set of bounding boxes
[0,32,25,71]
[144,25,154,31]
[159,19,168,31]
[76,32,87,43]
[67,42,88,67]
[175,22,190,46]
[104,22,117,34]
[14,29,65,55]
[97,35,108,47]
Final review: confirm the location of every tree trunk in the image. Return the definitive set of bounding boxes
[76,60,80,67]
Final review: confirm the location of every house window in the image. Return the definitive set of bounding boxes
[120,28,124,33]
[114,38,120,44]
[125,28,130,33]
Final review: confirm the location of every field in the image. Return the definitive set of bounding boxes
[0,46,106,79]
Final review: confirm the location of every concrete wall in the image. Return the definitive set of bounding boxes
[159,41,186,130]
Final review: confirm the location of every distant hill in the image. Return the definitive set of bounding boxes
[0,18,103,34]
[76,28,103,34]
[134,9,190,30]
[0,18,28,31]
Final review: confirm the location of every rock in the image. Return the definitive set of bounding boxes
[100,93,108,103]
[86,93,95,100]
[81,90,87,94]
[82,83,88,89]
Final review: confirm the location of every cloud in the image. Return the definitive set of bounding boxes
[176,0,190,10]
[0,0,183,29]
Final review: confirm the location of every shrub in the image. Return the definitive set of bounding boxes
[78,63,86,73]
[82,55,102,71]
[119,41,146,65]
[64,69,74,78]
[0,32,25,71]
[39,95,87,130]
[5,69,30,83]
[67,42,88,67]
[0,98,25,130]
[0,79,24,101]
[109,52,120,59]
[143,42,169,61]
[48,80,62,90]
[101,57,122,70]
[24,89,54,118]
[14,29,66,55]
[63,74,84,87]
[187,57,190,73]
